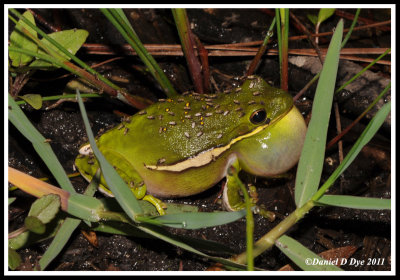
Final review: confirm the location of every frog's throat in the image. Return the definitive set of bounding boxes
[144,106,293,172]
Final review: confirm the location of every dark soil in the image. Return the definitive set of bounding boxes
[8,8,391,272]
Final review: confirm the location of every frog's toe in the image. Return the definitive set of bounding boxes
[142,195,167,215]
[222,180,249,212]
[222,181,275,221]
[129,181,147,199]
[98,184,114,197]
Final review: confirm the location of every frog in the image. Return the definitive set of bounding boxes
[75,75,307,216]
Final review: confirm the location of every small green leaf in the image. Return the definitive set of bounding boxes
[29,29,89,69]
[8,231,30,250]
[9,10,38,67]
[318,8,336,24]
[28,193,61,224]
[25,216,46,234]
[307,14,318,25]
[19,94,43,110]
[8,248,22,270]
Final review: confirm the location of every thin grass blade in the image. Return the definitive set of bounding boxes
[316,195,390,210]
[295,19,343,208]
[8,94,75,194]
[147,209,247,229]
[75,90,143,220]
[37,217,81,270]
[172,8,204,93]
[101,8,177,97]
[312,101,391,201]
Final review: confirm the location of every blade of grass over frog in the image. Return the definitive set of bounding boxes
[8,94,75,194]
[276,235,343,271]
[316,195,390,210]
[101,8,177,97]
[233,171,254,270]
[172,8,204,94]
[312,101,391,202]
[75,90,143,220]
[147,209,247,229]
[9,9,122,94]
[295,19,343,208]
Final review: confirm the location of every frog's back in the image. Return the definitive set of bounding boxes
[96,76,292,167]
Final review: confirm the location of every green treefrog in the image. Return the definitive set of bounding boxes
[75,76,307,215]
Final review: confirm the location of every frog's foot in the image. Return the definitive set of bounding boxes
[222,178,275,222]
[98,181,166,216]
[142,195,167,216]
[130,181,166,216]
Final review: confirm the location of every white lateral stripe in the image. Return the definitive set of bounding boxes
[145,123,269,172]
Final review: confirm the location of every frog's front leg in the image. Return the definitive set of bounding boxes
[75,149,166,215]
[222,159,275,221]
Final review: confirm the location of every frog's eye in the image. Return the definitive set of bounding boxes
[250,109,267,125]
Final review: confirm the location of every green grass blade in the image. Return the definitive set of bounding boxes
[75,90,143,220]
[276,235,343,271]
[341,9,360,48]
[335,48,391,94]
[101,8,177,97]
[312,101,391,201]
[147,209,247,229]
[316,195,390,210]
[295,19,343,208]
[172,8,205,93]
[37,217,81,270]
[8,94,75,194]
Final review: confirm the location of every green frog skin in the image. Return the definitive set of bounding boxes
[75,76,307,212]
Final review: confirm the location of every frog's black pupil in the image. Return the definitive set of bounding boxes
[250,109,267,124]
